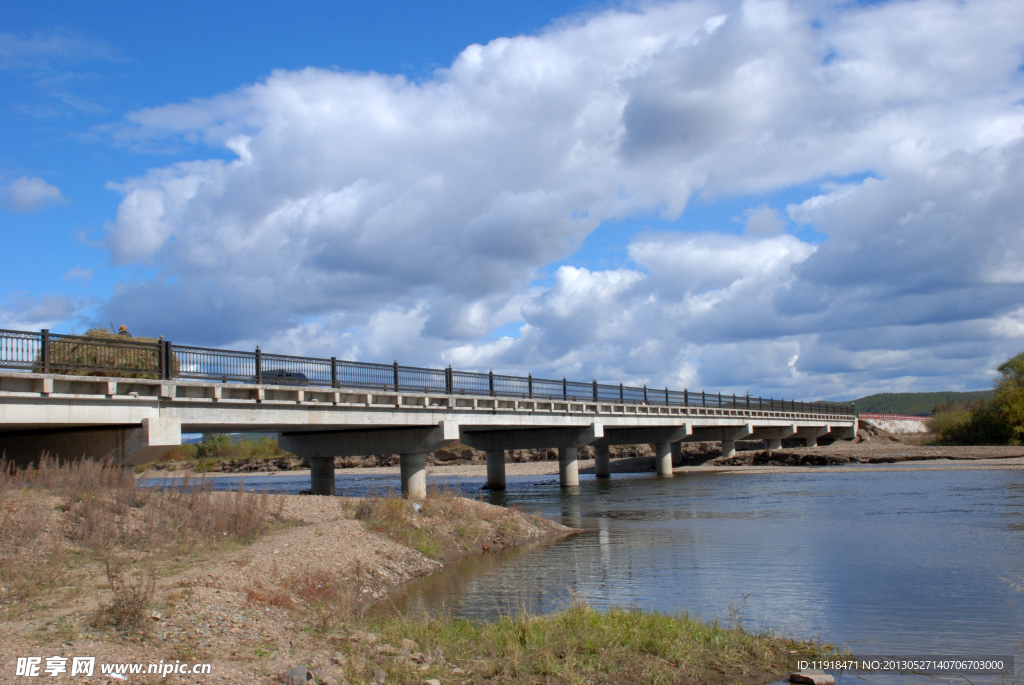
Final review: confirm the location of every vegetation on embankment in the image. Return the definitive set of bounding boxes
[929,351,1024,445]
[357,602,830,685]
[352,486,565,561]
[0,457,284,620]
[849,390,992,416]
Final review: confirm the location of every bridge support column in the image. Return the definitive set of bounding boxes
[795,426,830,448]
[655,441,672,476]
[721,438,738,460]
[767,437,783,450]
[671,441,682,466]
[400,453,427,499]
[594,444,611,478]
[485,450,506,489]
[309,457,336,496]
[558,447,579,487]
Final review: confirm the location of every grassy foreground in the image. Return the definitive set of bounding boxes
[1,458,830,684]
[353,603,828,684]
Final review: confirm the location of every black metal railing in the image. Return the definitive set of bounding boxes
[0,328,854,416]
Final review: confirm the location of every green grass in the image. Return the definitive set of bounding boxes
[357,600,832,685]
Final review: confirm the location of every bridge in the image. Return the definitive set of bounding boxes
[0,328,856,498]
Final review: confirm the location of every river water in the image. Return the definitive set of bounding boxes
[195,466,1024,684]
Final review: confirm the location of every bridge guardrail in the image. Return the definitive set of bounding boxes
[0,328,855,416]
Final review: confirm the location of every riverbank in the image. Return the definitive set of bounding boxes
[136,442,1024,484]
[1,460,830,684]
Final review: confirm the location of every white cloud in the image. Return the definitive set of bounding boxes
[94,0,1024,397]
[0,176,65,212]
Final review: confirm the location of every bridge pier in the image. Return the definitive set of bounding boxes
[655,441,672,476]
[767,437,783,450]
[594,444,611,477]
[795,426,830,448]
[485,449,506,489]
[400,453,427,499]
[309,457,336,496]
[558,447,579,487]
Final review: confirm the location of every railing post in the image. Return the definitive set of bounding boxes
[164,340,174,380]
[718,392,721,408]
[255,346,262,384]
[446,365,453,394]
[619,383,623,403]
[41,328,50,374]
[684,388,688,406]
[158,337,167,380]
[563,377,567,401]
[393,360,400,391]
[665,387,669,405]
[702,390,706,408]
[331,357,338,388]
[746,393,750,409]
[643,384,648,404]
[528,373,533,399]
[593,379,598,402]
[489,369,495,396]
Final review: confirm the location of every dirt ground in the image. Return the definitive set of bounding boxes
[1,493,573,684]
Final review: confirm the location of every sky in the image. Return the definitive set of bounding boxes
[2,0,1023,401]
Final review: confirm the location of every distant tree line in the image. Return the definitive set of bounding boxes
[929,351,1024,445]
[850,390,992,416]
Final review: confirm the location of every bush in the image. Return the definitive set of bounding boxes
[933,351,1024,445]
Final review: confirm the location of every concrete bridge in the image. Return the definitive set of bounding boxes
[0,328,855,497]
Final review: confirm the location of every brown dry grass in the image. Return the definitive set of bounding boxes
[0,456,285,622]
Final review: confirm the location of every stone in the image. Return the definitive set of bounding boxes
[401,637,419,651]
[790,671,835,685]
[424,680,442,685]
[281,666,313,685]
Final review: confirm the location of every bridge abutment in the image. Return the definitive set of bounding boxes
[485,449,506,489]
[309,457,336,496]
[400,453,427,499]
[655,441,672,476]
[559,447,579,487]
[594,444,611,477]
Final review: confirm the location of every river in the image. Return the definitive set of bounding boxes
[197,466,1024,684]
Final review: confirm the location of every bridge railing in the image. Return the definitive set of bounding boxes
[0,328,855,416]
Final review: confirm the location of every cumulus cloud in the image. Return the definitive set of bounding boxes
[95,0,1024,397]
[0,176,65,212]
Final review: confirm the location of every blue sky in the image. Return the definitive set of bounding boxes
[3,0,1024,400]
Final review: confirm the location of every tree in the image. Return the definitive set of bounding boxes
[933,351,1024,445]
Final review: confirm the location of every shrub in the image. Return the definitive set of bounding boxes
[933,351,1024,445]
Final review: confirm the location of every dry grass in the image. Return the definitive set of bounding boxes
[0,456,285,617]
[354,485,526,561]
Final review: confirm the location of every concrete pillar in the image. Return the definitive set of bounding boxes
[671,441,682,466]
[655,441,672,476]
[805,436,818,448]
[400,453,427,499]
[485,449,506,489]
[558,447,579,487]
[594,444,611,478]
[767,437,783,450]
[309,457,336,496]
[721,439,737,460]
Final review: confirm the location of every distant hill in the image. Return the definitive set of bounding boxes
[847,391,993,416]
